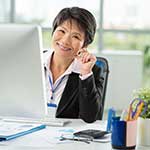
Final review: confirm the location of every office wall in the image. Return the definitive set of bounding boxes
[97,50,143,111]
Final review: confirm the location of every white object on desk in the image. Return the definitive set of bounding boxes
[137,117,150,146]
[1,116,71,127]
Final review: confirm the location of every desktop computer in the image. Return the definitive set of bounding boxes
[0,24,47,118]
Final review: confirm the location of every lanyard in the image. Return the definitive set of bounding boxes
[48,75,65,101]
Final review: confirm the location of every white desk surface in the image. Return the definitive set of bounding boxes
[0,119,149,150]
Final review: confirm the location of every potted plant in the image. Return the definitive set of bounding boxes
[133,88,150,146]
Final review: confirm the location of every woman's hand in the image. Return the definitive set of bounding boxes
[76,48,96,76]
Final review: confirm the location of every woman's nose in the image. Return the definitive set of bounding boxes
[61,34,72,45]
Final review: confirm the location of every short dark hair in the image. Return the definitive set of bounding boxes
[52,7,96,47]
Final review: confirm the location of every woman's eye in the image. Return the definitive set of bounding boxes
[59,29,65,33]
[73,36,80,40]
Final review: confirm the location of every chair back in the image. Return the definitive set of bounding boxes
[95,57,109,120]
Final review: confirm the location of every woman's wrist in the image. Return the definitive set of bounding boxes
[80,70,92,76]
[79,72,93,80]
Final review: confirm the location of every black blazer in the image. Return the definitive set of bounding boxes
[56,65,104,123]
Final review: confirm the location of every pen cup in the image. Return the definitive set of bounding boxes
[111,117,137,149]
[47,103,57,118]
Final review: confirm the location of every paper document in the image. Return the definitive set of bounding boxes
[0,121,46,141]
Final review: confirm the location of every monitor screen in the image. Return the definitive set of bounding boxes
[0,24,47,118]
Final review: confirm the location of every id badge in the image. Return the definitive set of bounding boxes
[47,103,57,118]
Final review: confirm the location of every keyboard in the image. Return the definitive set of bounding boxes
[0,116,71,127]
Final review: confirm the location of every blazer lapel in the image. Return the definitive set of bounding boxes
[56,72,79,116]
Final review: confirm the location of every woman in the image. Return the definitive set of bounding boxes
[44,7,103,123]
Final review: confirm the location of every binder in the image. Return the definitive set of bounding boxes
[0,121,46,141]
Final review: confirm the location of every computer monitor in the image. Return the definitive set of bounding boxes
[0,24,47,118]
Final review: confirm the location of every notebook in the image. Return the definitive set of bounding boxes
[0,121,46,141]
[0,24,70,127]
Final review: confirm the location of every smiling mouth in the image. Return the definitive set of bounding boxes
[57,42,72,51]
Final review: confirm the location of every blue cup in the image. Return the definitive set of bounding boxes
[111,117,137,149]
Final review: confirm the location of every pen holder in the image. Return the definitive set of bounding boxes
[111,117,137,149]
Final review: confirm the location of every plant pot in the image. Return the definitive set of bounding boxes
[137,117,150,146]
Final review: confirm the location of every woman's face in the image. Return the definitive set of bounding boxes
[51,19,85,59]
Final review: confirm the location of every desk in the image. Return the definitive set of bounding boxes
[0,119,149,150]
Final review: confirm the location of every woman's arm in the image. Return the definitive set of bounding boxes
[79,65,104,123]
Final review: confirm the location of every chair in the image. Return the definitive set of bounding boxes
[95,57,109,120]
